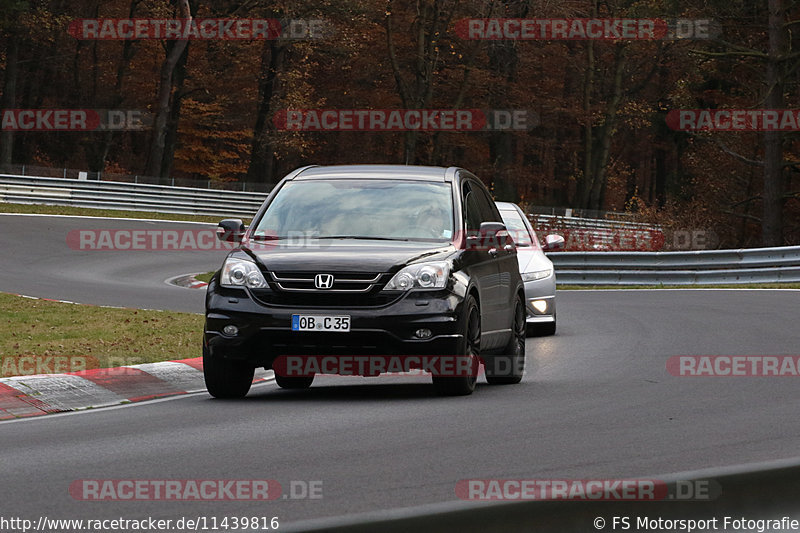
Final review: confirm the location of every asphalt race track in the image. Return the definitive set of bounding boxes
[2,215,800,528]
[0,214,227,312]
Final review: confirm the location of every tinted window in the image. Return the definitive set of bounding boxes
[462,183,483,232]
[471,183,501,223]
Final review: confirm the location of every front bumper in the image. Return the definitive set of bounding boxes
[523,275,556,323]
[204,279,466,368]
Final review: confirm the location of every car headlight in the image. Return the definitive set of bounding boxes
[220,257,268,289]
[521,268,552,282]
[384,261,450,291]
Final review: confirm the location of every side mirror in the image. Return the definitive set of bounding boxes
[216,219,246,244]
[542,234,565,252]
[466,222,512,252]
[478,221,507,236]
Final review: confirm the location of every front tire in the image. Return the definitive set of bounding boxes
[486,295,525,385]
[432,295,480,396]
[203,345,254,398]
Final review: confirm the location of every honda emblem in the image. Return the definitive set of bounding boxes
[314,273,334,289]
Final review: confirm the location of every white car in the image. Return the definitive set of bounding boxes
[497,202,564,336]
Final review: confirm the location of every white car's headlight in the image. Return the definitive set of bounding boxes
[521,268,552,282]
[384,261,450,291]
[220,257,268,289]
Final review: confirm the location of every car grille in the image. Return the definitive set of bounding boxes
[269,271,385,292]
[251,270,401,308]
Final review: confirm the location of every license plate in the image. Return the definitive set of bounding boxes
[291,314,351,332]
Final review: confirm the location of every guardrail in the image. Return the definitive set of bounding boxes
[3,173,797,285]
[0,173,655,233]
[530,214,665,252]
[550,246,800,285]
[0,163,274,191]
[0,174,268,218]
[528,204,637,222]
[283,457,800,532]
[531,213,656,230]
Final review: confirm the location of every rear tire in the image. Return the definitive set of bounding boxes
[203,345,254,398]
[275,374,315,389]
[432,295,480,396]
[486,296,525,385]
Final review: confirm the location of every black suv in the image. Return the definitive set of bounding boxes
[203,165,526,397]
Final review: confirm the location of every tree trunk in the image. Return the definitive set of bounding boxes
[385,0,455,164]
[89,0,142,174]
[588,47,626,211]
[247,40,287,183]
[654,149,666,208]
[145,0,191,178]
[762,0,786,246]
[161,42,190,178]
[486,0,526,201]
[579,32,595,208]
[0,33,19,170]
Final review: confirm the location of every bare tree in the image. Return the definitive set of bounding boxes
[691,0,793,246]
[145,0,191,178]
[82,0,143,175]
[0,0,27,170]
[762,0,788,246]
[0,32,18,170]
[385,0,458,164]
[247,39,288,183]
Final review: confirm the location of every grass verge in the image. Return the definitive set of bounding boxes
[0,292,203,374]
[557,283,800,290]
[0,201,252,224]
[194,271,216,284]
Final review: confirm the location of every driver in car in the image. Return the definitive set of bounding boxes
[415,205,449,239]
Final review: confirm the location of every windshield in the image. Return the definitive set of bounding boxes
[499,208,538,248]
[254,179,454,242]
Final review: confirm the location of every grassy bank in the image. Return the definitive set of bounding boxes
[0,293,203,375]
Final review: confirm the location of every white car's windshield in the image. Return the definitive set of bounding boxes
[499,209,537,248]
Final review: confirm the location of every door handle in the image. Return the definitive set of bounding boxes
[488,248,499,257]
[503,244,514,253]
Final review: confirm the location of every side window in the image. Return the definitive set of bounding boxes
[462,183,482,232]
[472,181,501,223]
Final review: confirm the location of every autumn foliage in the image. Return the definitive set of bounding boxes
[0,0,799,247]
